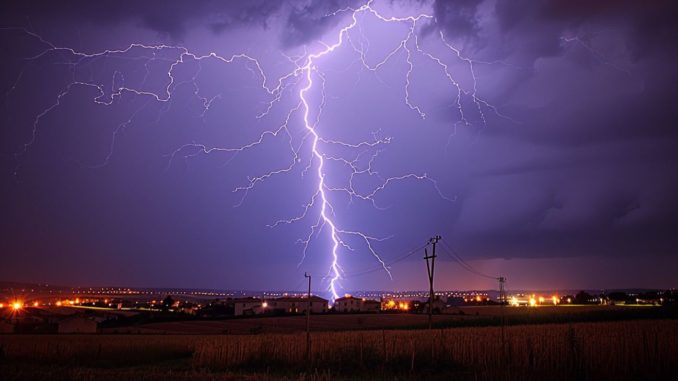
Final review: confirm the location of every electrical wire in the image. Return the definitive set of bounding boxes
[439,238,498,280]
[343,242,429,278]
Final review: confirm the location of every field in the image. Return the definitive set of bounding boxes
[103,304,665,334]
[2,319,677,380]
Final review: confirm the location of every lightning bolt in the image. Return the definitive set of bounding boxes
[5,0,512,301]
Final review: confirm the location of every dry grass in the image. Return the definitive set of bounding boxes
[191,319,678,379]
[1,319,676,380]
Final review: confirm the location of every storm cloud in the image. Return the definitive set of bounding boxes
[1,0,677,292]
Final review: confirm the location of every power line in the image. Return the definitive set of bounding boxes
[439,238,498,280]
[343,242,429,278]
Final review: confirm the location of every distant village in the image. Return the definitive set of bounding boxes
[1,283,675,334]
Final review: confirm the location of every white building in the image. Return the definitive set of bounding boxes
[334,295,381,312]
[269,296,328,314]
[233,297,265,316]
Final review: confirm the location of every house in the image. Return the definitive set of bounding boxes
[447,296,465,306]
[419,297,446,314]
[362,299,381,312]
[58,315,99,333]
[334,295,380,312]
[269,296,328,314]
[233,297,265,316]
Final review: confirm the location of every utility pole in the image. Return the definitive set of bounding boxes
[304,272,311,362]
[424,235,441,330]
[498,276,506,304]
[498,276,507,354]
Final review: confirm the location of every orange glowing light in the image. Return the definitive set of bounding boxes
[75,298,80,304]
[475,295,482,302]
[552,296,559,305]
[0,303,4,308]
[529,298,537,307]
[33,302,39,307]
[262,302,268,308]
[56,301,62,306]
[12,301,23,311]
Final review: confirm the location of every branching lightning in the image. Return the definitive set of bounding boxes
[5,0,511,301]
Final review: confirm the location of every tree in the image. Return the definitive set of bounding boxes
[162,295,175,311]
[575,291,593,304]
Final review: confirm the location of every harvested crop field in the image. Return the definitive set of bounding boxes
[1,319,676,380]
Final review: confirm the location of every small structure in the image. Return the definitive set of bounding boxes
[447,296,465,306]
[233,297,265,316]
[334,295,380,312]
[362,299,381,312]
[419,297,446,314]
[269,296,328,314]
[58,315,98,333]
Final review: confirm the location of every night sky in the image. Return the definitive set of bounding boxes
[1,0,677,296]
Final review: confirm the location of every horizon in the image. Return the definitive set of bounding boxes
[1,0,677,296]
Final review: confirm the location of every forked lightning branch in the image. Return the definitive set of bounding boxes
[10,0,510,300]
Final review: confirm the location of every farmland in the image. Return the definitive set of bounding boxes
[2,319,677,380]
[103,304,668,334]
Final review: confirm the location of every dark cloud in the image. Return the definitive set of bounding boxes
[283,0,363,47]
[0,0,677,290]
[1,1,283,40]
[431,0,481,40]
[0,0,363,47]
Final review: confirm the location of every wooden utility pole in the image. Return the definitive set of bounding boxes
[424,235,441,330]
[304,272,311,361]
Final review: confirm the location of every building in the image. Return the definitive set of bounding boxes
[334,295,380,312]
[382,299,412,311]
[362,299,381,312]
[269,296,328,314]
[57,315,99,333]
[233,297,266,316]
[447,296,465,306]
[418,297,446,314]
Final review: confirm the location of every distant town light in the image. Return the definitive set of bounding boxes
[12,301,22,311]
[262,302,268,308]
[0,303,4,308]
[56,301,62,306]
[33,301,39,307]
[529,297,537,307]
[552,296,559,305]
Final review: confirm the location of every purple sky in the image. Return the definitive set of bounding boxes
[1,0,677,296]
